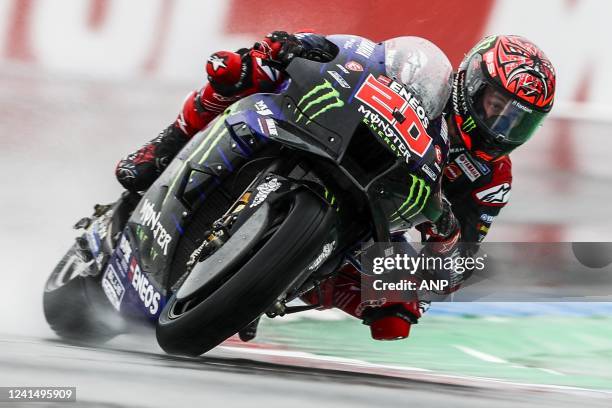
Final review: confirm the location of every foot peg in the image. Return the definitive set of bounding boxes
[73,217,92,230]
[75,236,94,263]
[93,203,113,217]
[74,235,102,277]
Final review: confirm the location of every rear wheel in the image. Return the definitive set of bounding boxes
[43,246,124,343]
[156,189,334,356]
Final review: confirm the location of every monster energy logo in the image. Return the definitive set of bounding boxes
[295,79,344,124]
[462,116,477,132]
[164,109,232,204]
[390,175,431,222]
[324,188,340,212]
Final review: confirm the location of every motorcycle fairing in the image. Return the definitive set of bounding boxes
[113,34,450,315]
[99,227,166,321]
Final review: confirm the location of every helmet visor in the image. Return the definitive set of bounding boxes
[465,55,547,146]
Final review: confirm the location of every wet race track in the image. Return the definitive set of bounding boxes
[1,333,611,408]
[1,66,612,407]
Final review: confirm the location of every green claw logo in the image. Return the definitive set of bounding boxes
[462,116,477,132]
[295,79,345,124]
[390,175,431,221]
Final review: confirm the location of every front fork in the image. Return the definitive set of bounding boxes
[182,154,344,318]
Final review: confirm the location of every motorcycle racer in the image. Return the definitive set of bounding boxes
[114,32,556,341]
[308,35,556,340]
[439,35,555,249]
[115,31,334,192]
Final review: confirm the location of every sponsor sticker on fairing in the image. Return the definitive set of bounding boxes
[117,235,132,276]
[85,229,100,257]
[355,74,432,158]
[308,241,336,271]
[421,164,437,181]
[358,104,411,163]
[250,178,282,208]
[254,100,273,116]
[435,145,443,163]
[93,214,109,241]
[128,258,161,315]
[336,64,350,74]
[440,118,449,144]
[102,264,125,311]
[327,70,351,89]
[265,118,278,136]
[345,61,363,72]
[355,38,376,59]
[295,80,344,123]
[138,199,172,256]
[258,117,278,137]
[343,38,357,49]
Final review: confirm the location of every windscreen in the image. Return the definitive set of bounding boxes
[384,36,453,120]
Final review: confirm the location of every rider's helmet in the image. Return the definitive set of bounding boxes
[452,35,556,161]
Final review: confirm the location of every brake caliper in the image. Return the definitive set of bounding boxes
[185,190,253,271]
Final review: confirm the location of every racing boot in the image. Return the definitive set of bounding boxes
[361,302,422,340]
[115,123,189,193]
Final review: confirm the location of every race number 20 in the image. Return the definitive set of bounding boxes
[355,74,432,157]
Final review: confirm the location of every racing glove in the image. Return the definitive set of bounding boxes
[416,197,461,255]
[255,30,336,67]
[415,198,468,295]
[254,31,304,67]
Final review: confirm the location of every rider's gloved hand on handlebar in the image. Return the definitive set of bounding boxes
[416,198,479,295]
[254,31,304,66]
[255,30,336,66]
[416,197,461,255]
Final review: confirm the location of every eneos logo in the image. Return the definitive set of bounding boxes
[128,258,161,315]
[355,74,432,158]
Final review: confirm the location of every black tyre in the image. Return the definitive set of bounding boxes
[156,189,334,356]
[43,246,124,343]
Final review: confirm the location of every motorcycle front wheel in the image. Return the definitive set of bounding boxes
[156,188,334,356]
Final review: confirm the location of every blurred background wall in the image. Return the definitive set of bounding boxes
[2,0,610,113]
